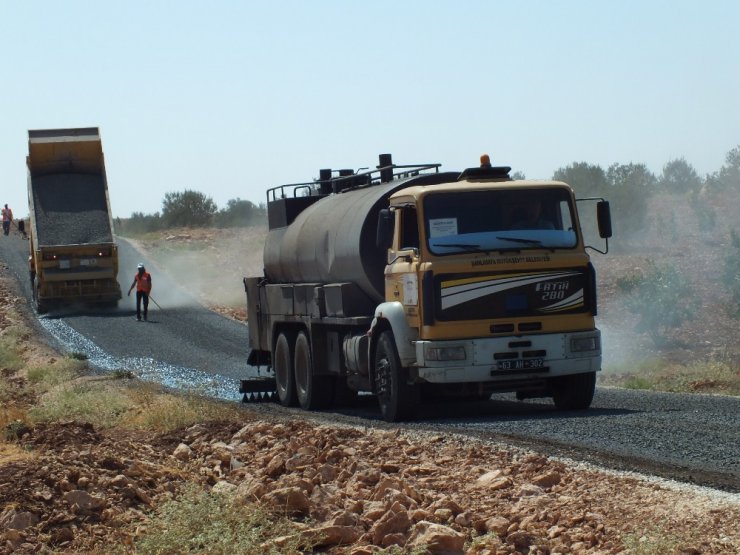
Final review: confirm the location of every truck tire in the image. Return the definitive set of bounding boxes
[274,331,298,407]
[33,282,48,314]
[552,372,596,410]
[294,331,332,410]
[374,330,419,422]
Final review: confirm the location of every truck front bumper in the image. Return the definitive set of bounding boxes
[413,330,601,383]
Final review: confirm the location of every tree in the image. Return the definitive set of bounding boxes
[161,190,217,228]
[659,158,702,193]
[214,198,265,228]
[704,145,740,192]
[510,170,526,180]
[605,162,657,235]
[552,162,609,198]
[718,146,740,190]
[124,211,163,235]
[723,229,740,318]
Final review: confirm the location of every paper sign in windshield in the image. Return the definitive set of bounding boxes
[429,218,458,238]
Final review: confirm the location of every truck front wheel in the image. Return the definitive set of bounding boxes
[374,330,419,422]
[274,331,298,407]
[294,331,332,410]
[552,372,596,410]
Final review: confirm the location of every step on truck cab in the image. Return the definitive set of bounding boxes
[243,154,612,421]
[27,127,121,313]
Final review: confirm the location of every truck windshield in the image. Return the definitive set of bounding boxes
[424,188,578,255]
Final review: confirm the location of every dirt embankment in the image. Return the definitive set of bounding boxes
[1,270,739,554]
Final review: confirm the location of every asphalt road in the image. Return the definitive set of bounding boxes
[0,231,253,399]
[1,230,738,492]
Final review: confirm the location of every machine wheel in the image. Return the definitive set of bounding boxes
[274,331,298,407]
[374,330,419,422]
[33,282,48,314]
[552,372,596,410]
[294,331,332,410]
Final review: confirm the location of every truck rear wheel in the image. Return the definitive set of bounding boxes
[552,372,596,410]
[33,282,48,314]
[294,331,332,410]
[274,331,298,407]
[374,330,419,422]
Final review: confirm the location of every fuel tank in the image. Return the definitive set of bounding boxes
[264,181,404,304]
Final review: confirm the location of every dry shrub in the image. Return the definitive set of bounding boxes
[28,379,134,428]
[135,484,307,555]
[124,384,244,433]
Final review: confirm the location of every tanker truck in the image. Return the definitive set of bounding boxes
[242,154,612,422]
[27,127,121,313]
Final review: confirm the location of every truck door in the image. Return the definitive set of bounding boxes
[385,206,421,327]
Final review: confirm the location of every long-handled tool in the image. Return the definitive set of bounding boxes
[148,295,163,310]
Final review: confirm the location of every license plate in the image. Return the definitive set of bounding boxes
[496,358,545,371]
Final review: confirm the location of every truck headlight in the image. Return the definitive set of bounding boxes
[571,336,600,352]
[425,346,466,361]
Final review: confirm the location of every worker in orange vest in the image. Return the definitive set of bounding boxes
[127,263,152,321]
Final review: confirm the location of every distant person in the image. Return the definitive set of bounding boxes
[127,263,152,321]
[509,199,554,230]
[17,218,27,239]
[1,204,13,236]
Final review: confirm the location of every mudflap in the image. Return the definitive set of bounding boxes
[240,377,277,403]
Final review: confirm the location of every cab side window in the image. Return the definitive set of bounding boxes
[399,207,419,250]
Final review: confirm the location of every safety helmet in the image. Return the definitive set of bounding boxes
[137,263,145,270]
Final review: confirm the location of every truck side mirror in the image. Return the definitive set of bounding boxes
[597,201,612,239]
[376,209,394,249]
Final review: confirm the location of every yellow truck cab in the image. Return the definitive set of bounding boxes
[244,154,611,421]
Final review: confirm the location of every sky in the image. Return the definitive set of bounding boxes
[1,1,739,218]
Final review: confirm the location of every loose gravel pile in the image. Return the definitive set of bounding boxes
[31,173,112,246]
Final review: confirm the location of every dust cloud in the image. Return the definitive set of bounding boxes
[593,186,740,368]
[122,226,266,314]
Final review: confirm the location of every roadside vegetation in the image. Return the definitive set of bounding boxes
[135,486,306,555]
[600,355,740,396]
[0,303,308,554]
[116,190,266,237]
[615,261,697,348]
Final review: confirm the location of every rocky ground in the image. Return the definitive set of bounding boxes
[1,273,740,554]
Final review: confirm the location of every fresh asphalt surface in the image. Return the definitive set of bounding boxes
[0,231,251,393]
[1,230,738,492]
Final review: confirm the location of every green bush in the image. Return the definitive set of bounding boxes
[689,190,716,232]
[3,420,31,441]
[0,330,24,373]
[162,190,217,228]
[724,229,740,318]
[119,212,164,236]
[659,157,702,193]
[28,381,133,428]
[135,485,309,554]
[213,198,266,228]
[616,261,697,346]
